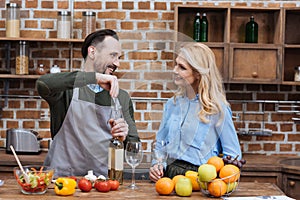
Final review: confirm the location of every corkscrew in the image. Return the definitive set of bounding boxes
[111,97,123,120]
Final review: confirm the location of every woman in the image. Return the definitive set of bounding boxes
[149,43,242,182]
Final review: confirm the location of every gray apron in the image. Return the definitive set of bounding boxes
[44,88,112,177]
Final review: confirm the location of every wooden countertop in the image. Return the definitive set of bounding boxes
[1,149,299,177]
[0,179,285,199]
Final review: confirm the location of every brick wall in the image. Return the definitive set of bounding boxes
[0,0,300,156]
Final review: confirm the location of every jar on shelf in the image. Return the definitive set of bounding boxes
[50,64,61,73]
[36,64,47,75]
[6,2,20,37]
[15,41,29,75]
[57,11,71,39]
[294,66,300,82]
[82,11,96,39]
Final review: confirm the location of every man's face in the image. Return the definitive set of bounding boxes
[92,36,122,74]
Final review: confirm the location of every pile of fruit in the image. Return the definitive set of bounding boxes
[198,155,246,197]
[155,155,246,198]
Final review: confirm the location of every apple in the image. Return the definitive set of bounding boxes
[198,164,217,182]
[198,180,208,190]
[175,177,193,197]
[227,181,238,193]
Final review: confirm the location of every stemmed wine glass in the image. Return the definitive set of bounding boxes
[151,140,168,169]
[125,141,143,189]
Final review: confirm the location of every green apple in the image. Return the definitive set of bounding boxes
[198,164,217,182]
[198,179,208,190]
[175,177,193,197]
[227,181,238,193]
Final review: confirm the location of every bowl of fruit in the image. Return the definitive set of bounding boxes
[197,155,246,198]
[14,165,54,194]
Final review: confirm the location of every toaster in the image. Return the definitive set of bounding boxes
[6,128,41,154]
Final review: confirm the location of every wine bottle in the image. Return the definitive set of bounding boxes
[108,98,124,184]
[245,16,258,43]
[193,12,201,42]
[200,13,208,42]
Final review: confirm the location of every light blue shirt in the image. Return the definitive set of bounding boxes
[154,96,242,167]
[87,84,103,93]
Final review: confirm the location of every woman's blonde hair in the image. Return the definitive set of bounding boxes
[174,42,229,125]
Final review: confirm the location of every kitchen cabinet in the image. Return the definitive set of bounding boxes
[282,173,300,199]
[174,5,300,85]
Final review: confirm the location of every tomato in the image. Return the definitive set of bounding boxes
[78,178,92,192]
[68,176,77,182]
[108,180,120,191]
[94,180,111,192]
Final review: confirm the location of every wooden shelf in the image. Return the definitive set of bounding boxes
[0,74,41,79]
[174,5,300,85]
[0,37,84,43]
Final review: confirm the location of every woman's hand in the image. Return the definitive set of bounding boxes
[149,164,164,182]
[95,73,119,98]
[108,118,128,141]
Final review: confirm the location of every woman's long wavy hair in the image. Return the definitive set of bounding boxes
[174,43,229,125]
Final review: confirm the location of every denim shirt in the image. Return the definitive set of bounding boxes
[154,96,242,167]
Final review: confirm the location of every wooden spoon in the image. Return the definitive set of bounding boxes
[10,145,30,183]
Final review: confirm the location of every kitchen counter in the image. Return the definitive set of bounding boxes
[0,149,299,178]
[0,179,286,199]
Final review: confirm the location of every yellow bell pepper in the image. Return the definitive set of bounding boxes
[54,177,77,196]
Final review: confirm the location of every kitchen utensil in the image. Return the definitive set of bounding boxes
[10,145,30,183]
[6,129,41,154]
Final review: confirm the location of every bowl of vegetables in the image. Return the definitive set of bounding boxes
[14,165,54,194]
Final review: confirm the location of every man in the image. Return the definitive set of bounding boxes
[36,29,140,177]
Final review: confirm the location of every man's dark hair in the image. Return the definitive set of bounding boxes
[81,29,119,59]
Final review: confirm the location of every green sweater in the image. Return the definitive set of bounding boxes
[36,71,140,144]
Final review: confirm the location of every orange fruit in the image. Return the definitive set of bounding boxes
[172,175,186,186]
[155,177,174,195]
[207,156,224,172]
[185,170,200,191]
[219,164,240,183]
[207,178,227,197]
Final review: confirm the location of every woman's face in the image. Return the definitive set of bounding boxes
[173,54,199,89]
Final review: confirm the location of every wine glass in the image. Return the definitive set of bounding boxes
[125,141,143,189]
[151,140,168,170]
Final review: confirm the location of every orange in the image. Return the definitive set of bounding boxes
[207,178,227,197]
[207,156,224,172]
[185,170,201,191]
[172,175,186,186]
[155,177,174,195]
[219,164,240,183]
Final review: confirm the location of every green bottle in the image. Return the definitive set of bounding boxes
[245,16,258,43]
[193,12,201,42]
[200,13,208,42]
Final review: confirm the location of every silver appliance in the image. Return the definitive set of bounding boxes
[6,128,41,154]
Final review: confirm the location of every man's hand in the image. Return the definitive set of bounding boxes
[108,118,128,141]
[95,73,119,98]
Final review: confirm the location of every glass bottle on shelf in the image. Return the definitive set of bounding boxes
[82,11,96,39]
[193,12,201,42]
[50,64,61,73]
[200,13,208,42]
[245,16,258,43]
[15,41,29,75]
[108,98,124,184]
[36,64,47,75]
[57,11,71,39]
[6,2,20,37]
[294,66,300,82]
